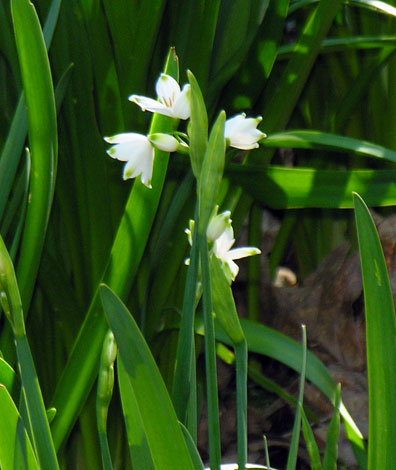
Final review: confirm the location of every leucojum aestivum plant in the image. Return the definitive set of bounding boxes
[103,64,265,470]
[4,0,396,467]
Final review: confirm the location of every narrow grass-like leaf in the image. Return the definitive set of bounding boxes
[100,284,195,470]
[179,422,205,470]
[1,149,30,245]
[278,35,396,58]
[15,335,60,469]
[0,384,39,470]
[262,130,396,163]
[227,165,396,209]
[117,358,155,470]
[353,192,396,470]
[301,406,323,470]
[289,0,396,17]
[0,356,17,393]
[323,384,341,470]
[11,0,57,313]
[198,316,365,451]
[0,94,27,223]
[286,326,307,470]
[349,0,396,17]
[42,0,62,48]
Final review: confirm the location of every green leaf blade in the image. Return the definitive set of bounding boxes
[353,192,396,470]
[11,0,58,312]
[100,284,195,470]
[0,384,39,470]
[262,130,396,164]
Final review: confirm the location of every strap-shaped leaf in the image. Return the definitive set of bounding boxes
[11,0,58,313]
[353,192,396,469]
[100,284,195,470]
[227,165,396,209]
[0,385,39,470]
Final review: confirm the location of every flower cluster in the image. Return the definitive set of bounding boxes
[186,208,261,283]
[104,73,265,188]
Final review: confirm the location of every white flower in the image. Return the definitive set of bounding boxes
[185,209,261,282]
[104,132,179,188]
[224,113,266,150]
[213,223,261,282]
[129,73,191,120]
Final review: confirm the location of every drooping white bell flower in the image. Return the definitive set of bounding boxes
[185,209,261,282]
[225,113,266,150]
[129,73,191,120]
[212,223,261,282]
[104,132,179,188]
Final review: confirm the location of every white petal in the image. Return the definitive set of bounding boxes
[156,73,180,109]
[172,84,191,119]
[223,257,239,282]
[122,142,154,188]
[106,133,150,162]
[224,114,247,136]
[129,95,174,117]
[207,210,231,242]
[213,226,235,258]
[228,246,261,260]
[149,133,179,152]
[104,132,144,144]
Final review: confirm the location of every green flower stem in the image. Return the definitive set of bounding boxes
[235,340,248,470]
[286,325,307,470]
[172,205,199,439]
[210,254,248,468]
[199,232,221,470]
[98,431,113,470]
